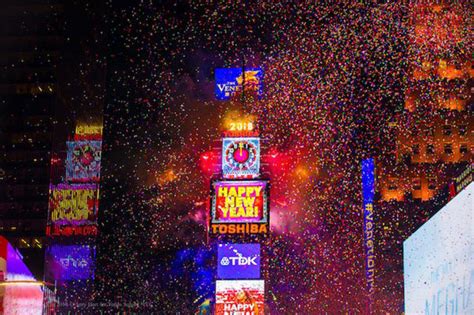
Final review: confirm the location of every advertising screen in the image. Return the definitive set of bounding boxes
[47,184,99,236]
[215,280,265,315]
[222,137,260,179]
[217,244,261,279]
[45,244,95,281]
[66,140,102,182]
[361,158,375,299]
[210,180,269,235]
[215,68,263,100]
[404,182,473,314]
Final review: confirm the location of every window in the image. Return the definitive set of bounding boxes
[426,144,435,155]
[428,178,436,190]
[412,178,421,190]
[425,127,434,136]
[443,125,452,136]
[412,144,420,155]
[460,144,468,154]
[444,144,453,154]
[459,125,467,136]
[388,178,398,191]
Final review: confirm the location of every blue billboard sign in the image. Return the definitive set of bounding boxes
[45,244,95,281]
[362,158,375,301]
[215,68,263,100]
[217,244,260,279]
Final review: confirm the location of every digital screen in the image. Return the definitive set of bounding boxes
[217,244,261,279]
[361,158,375,298]
[45,244,95,281]
[215,68,263,100]
[215,280,265,315]
[404,182,473,314]
[47,184,99,236]
[222,137,260,179]
[211,181,268,224]
[66,140,102,182]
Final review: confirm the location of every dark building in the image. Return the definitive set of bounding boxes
[0,0,64,280]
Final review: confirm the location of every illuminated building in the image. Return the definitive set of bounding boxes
[379,3,472,202]
[374,3,472,313]
[0,0,65,280]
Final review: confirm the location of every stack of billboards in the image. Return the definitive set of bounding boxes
[210,67,268,314]
[44,124,102,311]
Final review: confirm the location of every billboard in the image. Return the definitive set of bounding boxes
[404,182,473,314]
[46,184,99,236]
[215,68,263,100]
[217,244,261,279]
[361,159,375,302]
[66,140,102,182]
[222,137,260,179]
[215,280,265,315]
[45,245,95,281]
[210,180,269,235]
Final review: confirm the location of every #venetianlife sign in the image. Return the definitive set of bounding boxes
[361,158,375,299]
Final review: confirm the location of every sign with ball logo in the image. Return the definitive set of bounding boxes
[217,244,260,279]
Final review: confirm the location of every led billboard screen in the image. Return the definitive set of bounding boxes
[66,140,102,182]
[215,68,263,100]
[361,158,375,299]
[222,137,260,179]
[217,244,261,279]
[45,244,95,281]
[47,183,99,236]
[210,180,269,235]
[404,182,473,314]
[215,280,265,315]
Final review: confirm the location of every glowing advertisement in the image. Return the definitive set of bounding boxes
[45,245,95,281]
[217,244,261,280]
[66,140,102,182]
[222,137,260,179]
[215,68,263,100]
[404,182,473,314]
[211,180,269,235]
[361,159,375,301]
[46,184,99,236]
[0,237,43,315]
[74,124,103,140]
[215,280,265,315]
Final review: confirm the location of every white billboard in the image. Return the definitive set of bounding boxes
[404,182,473,314]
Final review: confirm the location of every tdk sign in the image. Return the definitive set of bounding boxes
[217,244,260,279]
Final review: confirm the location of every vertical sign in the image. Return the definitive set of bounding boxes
[361,158,375,307]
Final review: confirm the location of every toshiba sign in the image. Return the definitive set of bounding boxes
[217,244,260,279]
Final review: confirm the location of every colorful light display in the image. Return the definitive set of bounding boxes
[217,244,261,280]
[45,245,95,281]
[215,280,265,315]
[47,183,99,236]
[210,180,269,235]
[66,140,102,182]
[215,68,263,100]
[74,124,103,140]
[361,158,375,305]
[222,137,260,179]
